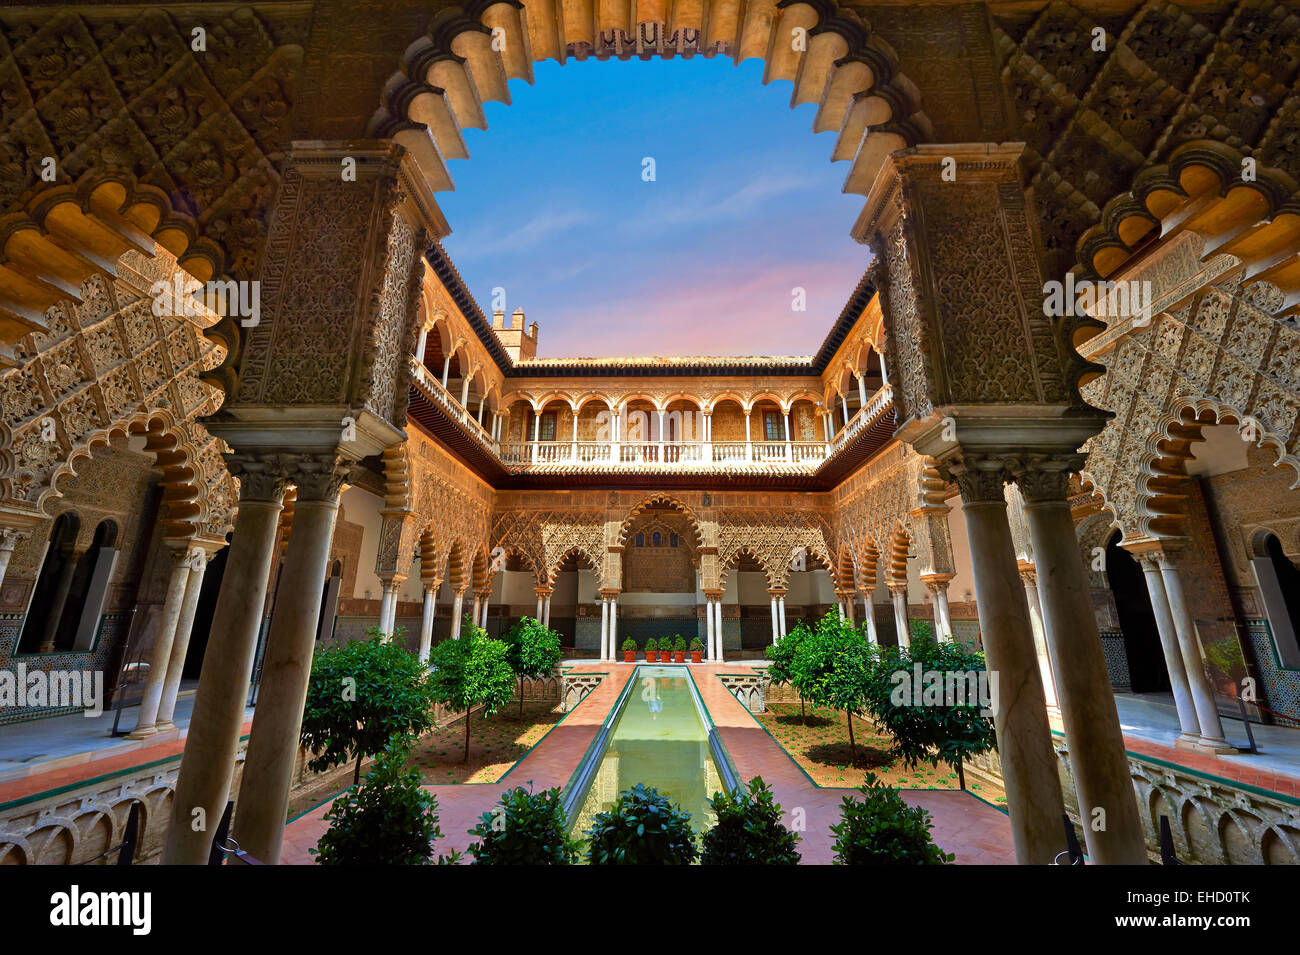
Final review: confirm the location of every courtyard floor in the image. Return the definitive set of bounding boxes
[279,663,1017,865]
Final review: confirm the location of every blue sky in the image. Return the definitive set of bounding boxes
[437,57,869,358]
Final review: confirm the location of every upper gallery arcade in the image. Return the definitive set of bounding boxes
[0,0,1298,871]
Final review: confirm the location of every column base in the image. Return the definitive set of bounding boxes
[124,725,158,740]
[1173,733,1238,754]
[1192,736,1240,755]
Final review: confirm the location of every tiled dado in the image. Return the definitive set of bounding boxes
[0,612,130,724]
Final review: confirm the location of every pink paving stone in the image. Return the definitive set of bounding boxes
[280,663,1016,865]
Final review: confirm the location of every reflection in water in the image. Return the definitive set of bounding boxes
[572,667,722,836]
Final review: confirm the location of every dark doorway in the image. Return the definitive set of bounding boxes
[1105,532,1170,693]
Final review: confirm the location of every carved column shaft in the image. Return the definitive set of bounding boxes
[1017,462,1146,864]
[164,457,288,865]
[946,457,1065,865]
[232,455,348,865]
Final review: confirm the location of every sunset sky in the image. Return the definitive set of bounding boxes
[437,57,870,358]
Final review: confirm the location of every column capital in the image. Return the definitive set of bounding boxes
[226,451,293,503]
[1123,538,1189,569]
[287,452,351,503]
[766,588,787,599]
[887,580,910,597]
[939,452,1014,505]
[0,527,31,552]
[421,577,441,595]
[1011,454,1085,504]
[921,574,954,592]
[1017,566,1038,586]
[534,585,553,598]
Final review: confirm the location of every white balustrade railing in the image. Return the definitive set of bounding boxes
[409,356,895,474]
[491,440,837,470]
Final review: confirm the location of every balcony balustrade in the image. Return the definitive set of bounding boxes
[409,355,894,475]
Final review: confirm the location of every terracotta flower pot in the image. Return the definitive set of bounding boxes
[645,651,656,663]
[673,651,685,663]
[690,650,702,663]
[624,650,635,662]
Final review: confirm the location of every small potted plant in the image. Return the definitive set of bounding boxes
[621,638,636,663]
[672,635,687,663]
[645,638,657,663]
[689,637,703,664]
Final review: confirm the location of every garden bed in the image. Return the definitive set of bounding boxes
[755,702,1004,804]
[405,699,566,784]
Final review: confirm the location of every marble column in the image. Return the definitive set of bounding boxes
[542,594,551,629]
[128,545,193,739]
[1136,555,1201,741]
[157,548,212,728]
[923,576,954,643]
[1017,461,1146,864]
[536,591,545,621]
[947,458,1065,865]
[377,578,397,637]
[600,596,610,660]
[861,594,879,644]
[470,595,481,631]
[233,459,345,865]
[1017,566,1058,711]
[717,597,728,665]
[888,582,910,649]
[1158,550,1233,751]
[418,583,436,662]
[705,597,716,660]
[769,595,779,643]
[451,592,464,638]
[609,595,618,651]
[776,595,786,637]
[164,460,286,865]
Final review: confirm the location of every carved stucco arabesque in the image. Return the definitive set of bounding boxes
[865,146,1099,446]
[0,247,237,540]
[218,144,425,433]
[1078,230,1300,542]
[830,441,955,588]
[0,6,307,281]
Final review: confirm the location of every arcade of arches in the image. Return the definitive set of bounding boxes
[1,0,1299,867]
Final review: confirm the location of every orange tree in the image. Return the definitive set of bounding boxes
[427,618,516,762]
[790,612,877,765]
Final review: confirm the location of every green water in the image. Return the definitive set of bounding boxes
[571,667,723,834]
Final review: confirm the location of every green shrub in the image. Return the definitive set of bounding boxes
[621,638,636,652]
[862,639,996,789]
[672,635,686,652]
[427,625,517,761]
[585,783,698,865]
[791,612,877,764]
[689,637,703,651]
[299,629,438,784]
[765,623,811,721]
[313,739,448,866]
[466,784,582,865]
[645,638,657,652]
[502,616,563,718]
[830,773,954,865]
[700,777,800,865]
